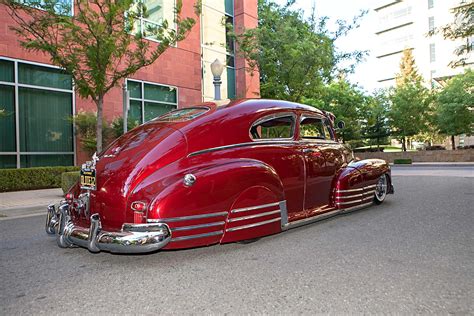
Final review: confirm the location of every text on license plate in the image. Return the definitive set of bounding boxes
[80,169,96,189]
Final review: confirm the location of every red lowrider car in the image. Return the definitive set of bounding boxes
[46,99,394,253]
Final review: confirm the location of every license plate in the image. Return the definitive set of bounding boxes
[80,168,96,190]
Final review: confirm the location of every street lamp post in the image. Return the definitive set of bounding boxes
[210,58,225,100]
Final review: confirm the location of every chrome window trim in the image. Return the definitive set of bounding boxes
[147,211,228,223]
[249,112,297,142]
[228,209,280,223]
[231,201,281,214]
[171,221,225,232]
[226,217,281,232]
[170,230,223,242]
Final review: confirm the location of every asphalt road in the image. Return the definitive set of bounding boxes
[1,167,473,314]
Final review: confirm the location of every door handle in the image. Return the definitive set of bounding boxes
[303,148,314,153]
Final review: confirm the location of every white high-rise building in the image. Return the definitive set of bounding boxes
[374,0,473,88]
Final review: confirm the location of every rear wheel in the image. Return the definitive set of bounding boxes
[374,174,388,204]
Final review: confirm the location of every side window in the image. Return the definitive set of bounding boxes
[250,115,295,140]
[300,117,334,140]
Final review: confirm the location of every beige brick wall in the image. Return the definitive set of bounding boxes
[354,149,474,163]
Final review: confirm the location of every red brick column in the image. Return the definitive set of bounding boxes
[234,0,260,99]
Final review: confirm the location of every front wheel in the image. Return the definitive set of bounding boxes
[374,174,389,204]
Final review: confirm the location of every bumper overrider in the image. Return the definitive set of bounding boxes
[45,202,171,254]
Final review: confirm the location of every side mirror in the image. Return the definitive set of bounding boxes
[337,121,345,129]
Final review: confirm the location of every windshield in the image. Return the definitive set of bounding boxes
[153,107,209,122]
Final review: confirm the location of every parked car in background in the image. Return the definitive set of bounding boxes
[46,99,394,254]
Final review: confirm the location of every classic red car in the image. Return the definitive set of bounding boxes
[46,99,394,253]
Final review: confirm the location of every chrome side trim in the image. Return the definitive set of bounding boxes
[188,141,298,157]
[171,221,225,232]
[228,210,280,223]
[335,193,364,199]
[171,230,223,242]
[226,217,281,232]
[336,184,377,194]
[282,209,339,230]
[336,196,374,205]
[341,201,373,213]
[336,188,364,193]
[147,211,228,223]
[231,202,281,214]
[336,195,373,206]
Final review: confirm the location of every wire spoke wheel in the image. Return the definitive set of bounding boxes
[374,174,388,204]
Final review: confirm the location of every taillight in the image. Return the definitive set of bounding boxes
[65,193,74,203]
[131,201,147,223]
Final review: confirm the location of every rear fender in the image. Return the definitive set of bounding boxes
[134,158,284,249]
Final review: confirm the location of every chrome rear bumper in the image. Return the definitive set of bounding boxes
[45,203,171,254]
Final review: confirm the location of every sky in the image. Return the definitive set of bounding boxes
[274,0,380,92]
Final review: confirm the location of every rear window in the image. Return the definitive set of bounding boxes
[250,114,295,140]
[153,107,209,122]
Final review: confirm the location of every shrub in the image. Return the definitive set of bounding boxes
[0,166,80,192]
[393,158,412,164]
[71,111,114,156]
[61,171,80,194]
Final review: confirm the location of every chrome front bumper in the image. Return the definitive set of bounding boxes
[45,202,171,254]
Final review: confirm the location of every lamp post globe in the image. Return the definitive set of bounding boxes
[211,59,224,100]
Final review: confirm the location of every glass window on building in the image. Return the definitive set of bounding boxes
[16,0,73,15]
[130,0,176,41]
[0,58,74,168]
[430,43,436,63]
[126,79,177,125]
[201,0,236,101]
[428,0,434,9]
[428,16,435,32]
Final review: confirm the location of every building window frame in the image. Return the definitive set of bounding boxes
[0,57,76,169]
[131,0,177,43]
[126,78,178,124]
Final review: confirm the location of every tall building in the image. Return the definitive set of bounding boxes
[0,0,260,168]
[374,0,473,88]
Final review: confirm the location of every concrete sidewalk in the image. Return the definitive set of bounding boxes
[0,188,63,220]
[391,162,474,167]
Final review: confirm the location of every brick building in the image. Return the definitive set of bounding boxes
[0,0,260,168]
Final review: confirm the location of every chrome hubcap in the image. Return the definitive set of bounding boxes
[375,175,387,201]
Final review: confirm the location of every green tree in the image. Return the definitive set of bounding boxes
[435,70,474,150]
[389,49,432,151]
[429,2,473,67]
[233,0,365,102]
[2,0,199,152]
[305,79,367,144]
[362,90,390,149]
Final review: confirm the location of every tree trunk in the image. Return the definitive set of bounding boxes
[401,137,406,152]
[451,135,455,150]
[96,96,104,153]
